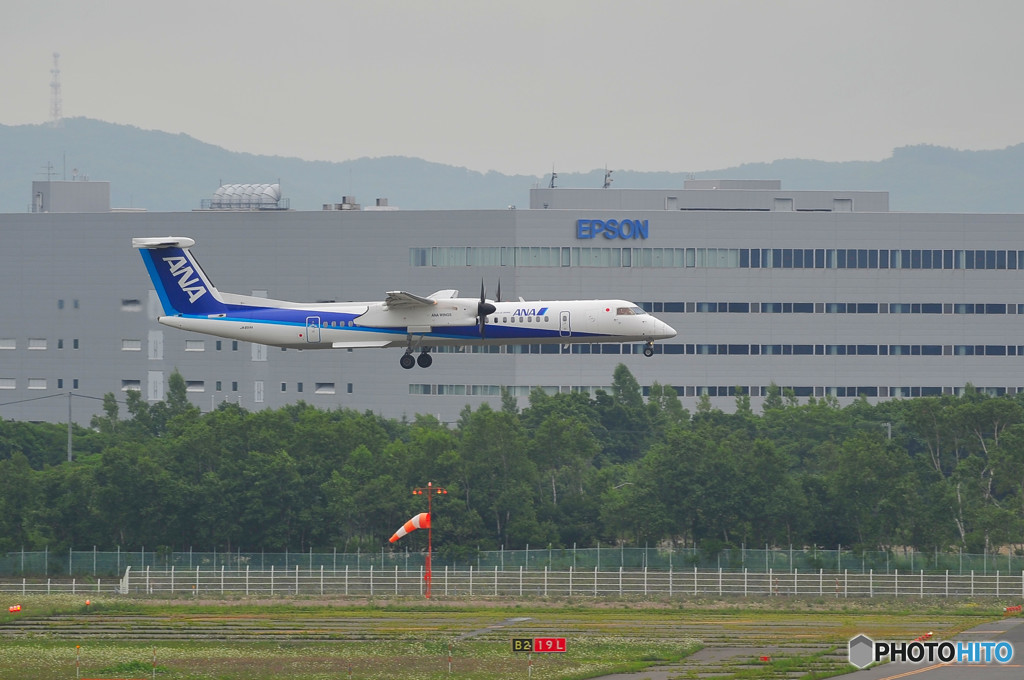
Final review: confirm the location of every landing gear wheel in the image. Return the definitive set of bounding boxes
[417,352,433,368]
[643,342,655,358]
[400,353,416,369]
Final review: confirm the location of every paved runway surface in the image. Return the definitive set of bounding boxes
[589,616,1024,680]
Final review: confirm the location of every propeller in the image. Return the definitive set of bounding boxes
[477,280,497,338]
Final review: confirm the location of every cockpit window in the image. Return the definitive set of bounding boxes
[616,307,648,316]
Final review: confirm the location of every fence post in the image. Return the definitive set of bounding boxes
[921,570,924,598]
[769,568,773,596]
[295,564,299,595]
[345,565,349,596]
[569,566,573,597]
[395,565,398,595]
[997,570,1000,598]
[195,565,200,596]
[519,565,523,597]
[320,565,324,596]
[544,566,548,597]
[619,566,623,597]
[470,565,474,597]
[644,567,648,596]
[794,568,798,596]
[594,566,598,597]
[669,566,673,597]
[221,565,225,595]
[694,564,697,595]
[270,565,274,596]
[894,569,898,598]
[246,565,249,596]
[370,565,374,597]
[171,565,175,595]
[869,569,873,598]
[494,565,498,597]
[744,568,747,597]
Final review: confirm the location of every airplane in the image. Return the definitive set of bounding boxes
[133,237,677,369]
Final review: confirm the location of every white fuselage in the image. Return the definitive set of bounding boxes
[158,297,675,350]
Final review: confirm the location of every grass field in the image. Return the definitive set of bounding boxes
[0,594,1011,679]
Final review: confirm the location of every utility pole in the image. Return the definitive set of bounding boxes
[67,391,72,462]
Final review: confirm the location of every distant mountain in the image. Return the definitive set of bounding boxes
[1,118,1022,213]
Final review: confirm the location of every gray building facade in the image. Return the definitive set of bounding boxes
[2,181,1022,425]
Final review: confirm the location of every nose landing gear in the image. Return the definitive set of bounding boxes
[643,340,655,357]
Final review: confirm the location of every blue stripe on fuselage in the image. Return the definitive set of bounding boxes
[170,311,604,341]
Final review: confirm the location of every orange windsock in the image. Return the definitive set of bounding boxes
[389,512,430,543]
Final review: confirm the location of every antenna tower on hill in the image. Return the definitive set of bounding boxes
[50,52,63,127]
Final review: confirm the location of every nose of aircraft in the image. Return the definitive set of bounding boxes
[651,317,676,340]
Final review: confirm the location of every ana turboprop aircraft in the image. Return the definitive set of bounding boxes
[133,237,676,369]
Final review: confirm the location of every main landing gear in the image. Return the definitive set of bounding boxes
[400,337,433,369]
[400,351,432,369]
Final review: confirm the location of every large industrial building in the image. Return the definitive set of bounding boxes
[3,178,1023,425]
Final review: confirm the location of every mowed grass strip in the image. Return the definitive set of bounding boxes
[0,594,1009,679]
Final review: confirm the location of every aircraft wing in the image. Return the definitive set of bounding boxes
[384,291,437,308]
[332,340,394,348]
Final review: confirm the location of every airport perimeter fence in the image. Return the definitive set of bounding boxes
[2,546,1021,579]
[5,565,1024,600]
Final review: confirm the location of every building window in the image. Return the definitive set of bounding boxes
[121,299,142,311]
[185,340,205,352]
[315,382,336,395]
[186,381,204,392]
[0,378,14,390]
[0,339,14,350]
[122,339,142,351]
[73,339,79,349]
[122,380,141,391]
[28,338,47,350]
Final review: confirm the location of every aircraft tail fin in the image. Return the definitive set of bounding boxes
[132,237,228,316]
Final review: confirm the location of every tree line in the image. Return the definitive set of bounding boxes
[2,366,1024,560]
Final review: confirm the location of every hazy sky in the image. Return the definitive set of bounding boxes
[3,0,1022,175]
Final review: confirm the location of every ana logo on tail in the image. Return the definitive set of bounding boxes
[162,256,208,303]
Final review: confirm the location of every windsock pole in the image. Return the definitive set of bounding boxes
[412,482,448,598]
